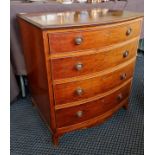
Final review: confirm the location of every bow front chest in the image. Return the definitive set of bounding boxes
[18,8,143,145]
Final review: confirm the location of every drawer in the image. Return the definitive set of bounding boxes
[54,62,135,105]
[52,40,138,80]
[48,20,141,54]
[56,82,131,128]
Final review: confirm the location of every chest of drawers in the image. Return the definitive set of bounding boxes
[17,8,143,145]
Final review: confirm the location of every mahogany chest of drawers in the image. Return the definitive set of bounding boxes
[17,8,143,145]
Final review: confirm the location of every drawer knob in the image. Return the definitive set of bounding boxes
[75,62,83,71]
[75,37,83,45]
[117,93,123,101]
[120,73,127,80]
[123,50,129,58]
[75,88,84,96]
[76,110,83,118]
[126,28,132,36]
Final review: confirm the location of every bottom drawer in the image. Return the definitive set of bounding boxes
[56,82,131,128]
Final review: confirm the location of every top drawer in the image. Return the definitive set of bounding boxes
[48,20,141,54]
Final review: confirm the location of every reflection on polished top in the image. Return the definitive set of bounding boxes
[17,8,143,29]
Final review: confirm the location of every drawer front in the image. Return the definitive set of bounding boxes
[54,62,135,105]
[52,41,138,80]
[56,82,131,128]
[48,20,141,54]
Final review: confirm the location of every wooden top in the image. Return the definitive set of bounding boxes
[17,8,143,29]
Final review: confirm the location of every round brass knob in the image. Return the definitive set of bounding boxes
[76,110,83,118]
[75,36,83,45]
[117,93,123,101]
[123,50,129,58]
[75,88,84,96]
[126,28,132,36]
[120,73,127,80]
[75,62,83,71]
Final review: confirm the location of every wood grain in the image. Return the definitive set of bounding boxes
[17,9,143,29]
[18,18,52,127]
[53,62,135,105]
[51,40,138,79]
[48,20,141,53]
[53,58,135,85]
[17,10,143,145]
[55,79,132,110]
[57,98,129,134]
[56,81,131,128]
[48,37,139,59]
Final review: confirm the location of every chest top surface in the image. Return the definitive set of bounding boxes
[17,8,143,29]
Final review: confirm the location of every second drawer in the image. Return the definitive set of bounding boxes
[53,62,135,105]
[51,40,138,80]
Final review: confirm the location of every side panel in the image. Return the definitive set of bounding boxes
[18,18,56,132]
